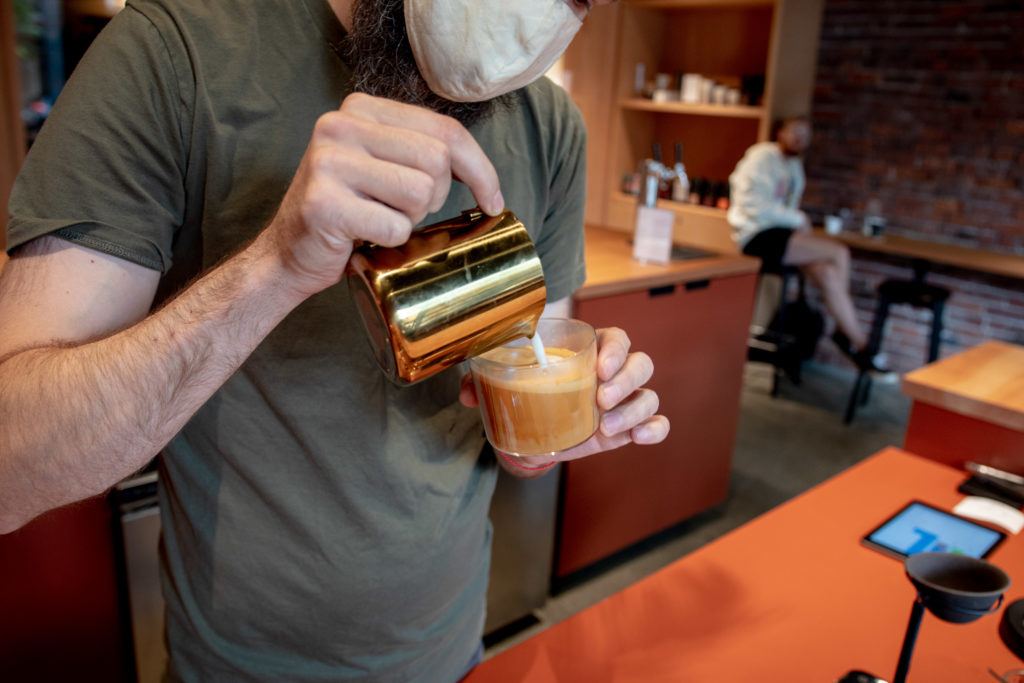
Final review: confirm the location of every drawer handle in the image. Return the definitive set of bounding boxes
[685,279,710,291]
[648,284,676,297]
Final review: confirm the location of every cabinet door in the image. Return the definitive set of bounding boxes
[0,497,129,681]
[485,463,560,636]
[557,272,756,578]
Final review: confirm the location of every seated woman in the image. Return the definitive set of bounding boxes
[727,115,884,372]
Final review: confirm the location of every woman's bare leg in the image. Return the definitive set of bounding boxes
[783,232,868,351]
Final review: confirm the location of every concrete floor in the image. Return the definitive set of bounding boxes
[483,359,912,658]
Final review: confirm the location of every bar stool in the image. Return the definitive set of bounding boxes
[748,264,809,396]
[844,265,950,424]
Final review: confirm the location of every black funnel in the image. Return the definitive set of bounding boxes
[893,552,1011,683]
[905,551,1010,624]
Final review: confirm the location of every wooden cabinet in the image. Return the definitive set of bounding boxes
[556,252,758,578]
[0,497,130,682]
[902,341,1024,476]
[562,0,824,253]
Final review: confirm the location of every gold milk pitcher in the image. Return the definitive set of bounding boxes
[346,208,547,385]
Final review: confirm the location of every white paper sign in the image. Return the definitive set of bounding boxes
[633,205,674,265]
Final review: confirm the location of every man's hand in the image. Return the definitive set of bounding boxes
[265,92,504,298]
[460,327,670,472]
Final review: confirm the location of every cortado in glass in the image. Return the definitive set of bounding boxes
[469,318,598,457]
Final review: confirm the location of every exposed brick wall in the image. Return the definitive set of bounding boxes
[799,0,1024,373]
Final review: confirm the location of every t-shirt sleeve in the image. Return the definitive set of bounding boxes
[532,83,588,304]
[6,4,190,272]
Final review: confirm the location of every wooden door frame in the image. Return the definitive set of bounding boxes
[2,0,27,259]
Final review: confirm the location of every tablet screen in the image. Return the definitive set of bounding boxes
[862,501,1006,559]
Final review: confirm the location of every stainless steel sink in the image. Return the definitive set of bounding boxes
[624,239,718,262]
[671,244,717,261]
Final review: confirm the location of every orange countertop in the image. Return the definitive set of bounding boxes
[902,341,1024,433]
[466,448,1024,682]
[576,225,760,301]
[817,228,1024,280]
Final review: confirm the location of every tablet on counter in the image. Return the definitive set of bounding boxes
[861,500,1006,560]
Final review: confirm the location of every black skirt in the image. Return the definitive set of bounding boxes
[742,227,795,273]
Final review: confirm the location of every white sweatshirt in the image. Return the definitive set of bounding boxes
[727,142,806,247]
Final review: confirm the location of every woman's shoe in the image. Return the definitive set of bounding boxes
[853,349,890,373]
[833,330,889,373]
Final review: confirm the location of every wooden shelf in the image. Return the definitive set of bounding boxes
[561,0,823,233]
[621,98,765,119]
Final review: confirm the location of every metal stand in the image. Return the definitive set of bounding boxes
[893,597,926,683]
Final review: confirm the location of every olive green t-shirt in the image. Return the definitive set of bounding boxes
[6,0,587,680]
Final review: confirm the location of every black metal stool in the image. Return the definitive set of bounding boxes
[748,264,808,396]
[844,268,951,424]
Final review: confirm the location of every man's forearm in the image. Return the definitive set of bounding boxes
[0,233,307,532]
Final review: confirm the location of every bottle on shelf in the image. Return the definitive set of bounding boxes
[621,172,640,196]
[715,182,730,210]
[701,181,717,207]
[688,177,705,205]
[633,63,646,97]
[671,142,690,204]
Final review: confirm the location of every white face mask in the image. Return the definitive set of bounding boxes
[404,0,584,103]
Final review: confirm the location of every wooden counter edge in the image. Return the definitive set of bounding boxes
[901,341,1024,433]
[578,225,760,301]
[813,228,1024,281]
[901,380,1024,434]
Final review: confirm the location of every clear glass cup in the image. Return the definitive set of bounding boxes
[469,318,599,457]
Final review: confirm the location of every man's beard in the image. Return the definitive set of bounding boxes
[342,0,516,128]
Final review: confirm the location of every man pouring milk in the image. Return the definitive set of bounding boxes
[0,0,668,678]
